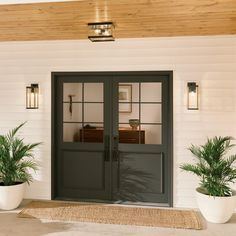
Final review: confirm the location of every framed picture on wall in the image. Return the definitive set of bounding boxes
[119,84,132,113]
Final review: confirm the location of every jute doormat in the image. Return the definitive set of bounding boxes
[18,200,203,230]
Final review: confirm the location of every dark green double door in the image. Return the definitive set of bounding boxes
[52,71,173,206]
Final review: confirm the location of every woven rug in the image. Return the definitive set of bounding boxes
[18,200,203,230]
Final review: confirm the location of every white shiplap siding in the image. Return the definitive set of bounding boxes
[0,36,235,208]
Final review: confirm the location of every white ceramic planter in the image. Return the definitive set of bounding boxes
[196,188,236,223]
[0,182,26,210]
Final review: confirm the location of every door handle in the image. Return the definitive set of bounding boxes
[104,135,110,162]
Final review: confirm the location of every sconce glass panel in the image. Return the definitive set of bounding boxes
[187,82,199,110]
[26,84,39,109]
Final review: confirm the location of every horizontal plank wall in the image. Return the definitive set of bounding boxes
[0,36,236,207]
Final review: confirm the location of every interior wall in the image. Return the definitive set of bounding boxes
[0,36,235,208]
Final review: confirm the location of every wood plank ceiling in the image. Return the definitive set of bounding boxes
[0,0,235,41]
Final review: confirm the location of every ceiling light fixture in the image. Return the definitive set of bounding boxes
[88,22,115,42]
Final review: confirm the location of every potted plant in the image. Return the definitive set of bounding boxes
[0,122,40,210]
[180,136,236,223]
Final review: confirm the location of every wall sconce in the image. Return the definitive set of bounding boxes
[88,22,115,42]
[187,82,199,110]
[26,84,39,109]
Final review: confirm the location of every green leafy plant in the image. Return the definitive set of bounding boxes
[0,122,41,186]
[180,136,236,197]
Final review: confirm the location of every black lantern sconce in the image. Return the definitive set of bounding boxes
[26,84,39,109]
[187,82,199,110]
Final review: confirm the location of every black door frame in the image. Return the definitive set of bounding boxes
[51,71,173,206]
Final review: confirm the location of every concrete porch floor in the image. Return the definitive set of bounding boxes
[0,200,235,236]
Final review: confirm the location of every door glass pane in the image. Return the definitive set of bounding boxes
[81,124,104,143]
[119,102,132,113]
[119,83,139,105]
[131,83,139,102]
[118,81,162,145]
[141,104,162,124]
[84,103,103,123]
[119,104,139,123]
[63,82,104,143]
[84,83,103,102]
[63,123,83,142]
[63,83,82,102]
[141,82,162,102]
[63,103,82,122]
[141,124,162,144]
[118,124,144,144]
[119,123,131,129]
